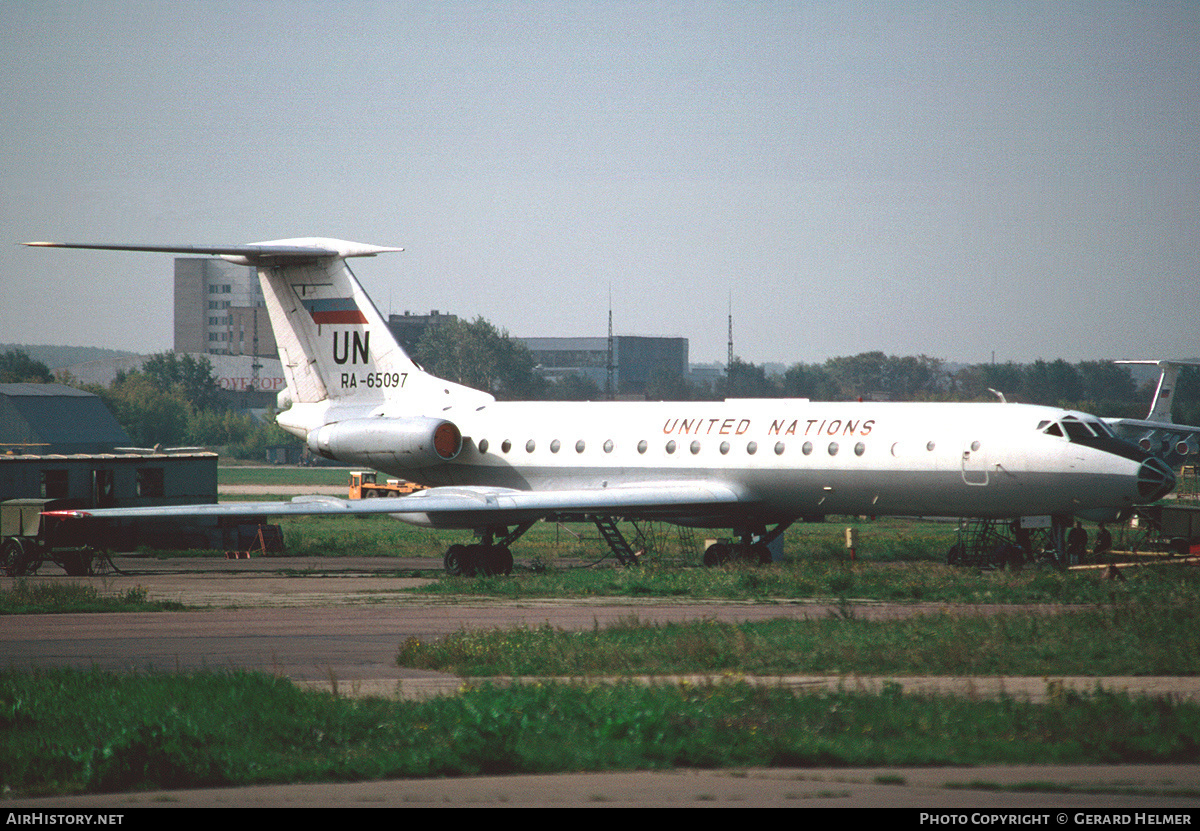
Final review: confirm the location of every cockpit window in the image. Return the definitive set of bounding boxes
[1061,419,1094,441]
[1044,416,1112,442]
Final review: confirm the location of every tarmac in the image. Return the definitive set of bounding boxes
[3,552,1200,810]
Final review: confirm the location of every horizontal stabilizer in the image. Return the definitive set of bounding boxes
[22,238,402,266]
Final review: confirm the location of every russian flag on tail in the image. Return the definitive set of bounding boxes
[302,297,367,324]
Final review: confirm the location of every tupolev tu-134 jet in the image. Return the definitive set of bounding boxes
[26,238,1176,573]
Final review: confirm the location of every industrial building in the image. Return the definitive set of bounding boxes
[520,336,689,395]
[0,451,216,507]
[0,384,215,506]
[174,258,275,357]
[387,310,459,354]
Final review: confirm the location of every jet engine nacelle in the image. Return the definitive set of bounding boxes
[307,417,462,469]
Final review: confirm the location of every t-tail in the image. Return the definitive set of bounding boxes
[24,238,492,475]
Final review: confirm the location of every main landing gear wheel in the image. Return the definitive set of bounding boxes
[749,541,772,565]
[444,544,470,576]
[703,540,773,567]
[703,542,732,566]
[443,543,514,577]
[483,545,513,576]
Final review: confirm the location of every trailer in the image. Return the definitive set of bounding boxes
[1128,503,1200,557]
[1,496,283,576]
[1,498,106,576]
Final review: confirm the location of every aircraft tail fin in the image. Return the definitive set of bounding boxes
[1116,359,1200,423]
[24,238,494,428]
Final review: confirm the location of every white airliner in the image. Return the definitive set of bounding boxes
[27,238,1176,572]
[1107,360,1200,467]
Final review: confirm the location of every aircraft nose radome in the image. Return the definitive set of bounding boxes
[1137,457,1176,502]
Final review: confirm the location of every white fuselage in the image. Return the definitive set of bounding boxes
[323,398,1155,524]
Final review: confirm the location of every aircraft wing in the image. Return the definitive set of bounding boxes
[1105,417,1200,466]
[43,482,752,526]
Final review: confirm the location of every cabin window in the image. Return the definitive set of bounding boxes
[802,441,813,456]
[854,442,865,456]
[774,442,785,455]
[501,440,512,453]
[575,440,586,453]
[666,440,677,454]
[637,440,648,454]
[478,439,489,453]
[719,441,730,455]
[603,440,614,453]
[690,441,701,455]
[926,441,936,451]
[828,442,839,456]
[746,441,758,455]
[525,440,536,453]
[971,440,981,452]
[550,440,561,454]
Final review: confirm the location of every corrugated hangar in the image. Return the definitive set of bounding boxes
[0,384,272,569]
[0,383,129,455]
[0,381,218,522]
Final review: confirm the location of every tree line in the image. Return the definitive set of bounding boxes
[2,349,291,456]
[3,325,1198,451]
[413,320,1198,422]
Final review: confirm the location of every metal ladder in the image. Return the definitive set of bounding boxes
[593,516,638,565]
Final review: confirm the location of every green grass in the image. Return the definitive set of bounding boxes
[413,553,1200,604]
[3,669,1198,796]
[218,466,352,487]
[0,581,183,614]
[395,588,1200,677]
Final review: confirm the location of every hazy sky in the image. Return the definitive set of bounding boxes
[2,1,1197,367]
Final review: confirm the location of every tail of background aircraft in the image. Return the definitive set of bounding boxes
[1116,359,1200,423]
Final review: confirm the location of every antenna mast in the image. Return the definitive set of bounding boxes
[727,293,734,377]
[606,286,615,399]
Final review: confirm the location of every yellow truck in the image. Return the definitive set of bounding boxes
[348,471,426,499]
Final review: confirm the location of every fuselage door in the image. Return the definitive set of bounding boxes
[962,439,989,486]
